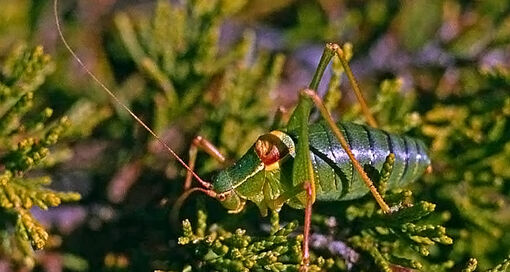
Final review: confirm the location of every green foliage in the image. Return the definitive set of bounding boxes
[336,65,510,271]
[420,67,510,270]
[110,0,283,173]
[165,54,509,272]
[487,255,510,272]
[96,1,510,271]
[175,210,333,272]
[346,197,452,271]
[282,1,510,268]
[397,0,443,50]
[0,44,80,265]
[2,0,506,271]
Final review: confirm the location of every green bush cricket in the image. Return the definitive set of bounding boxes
[54,1,431,269]
[176,44,431,269]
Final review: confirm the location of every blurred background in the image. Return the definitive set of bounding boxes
[0,0,509,271]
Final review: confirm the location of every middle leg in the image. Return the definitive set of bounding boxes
[300,181,313,271]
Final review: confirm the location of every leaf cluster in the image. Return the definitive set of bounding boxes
[0,44,80,267]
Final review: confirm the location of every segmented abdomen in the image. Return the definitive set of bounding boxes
[304,122,430,201]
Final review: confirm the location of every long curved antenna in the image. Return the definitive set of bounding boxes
[170,187,217,225]
[53,0,210,188]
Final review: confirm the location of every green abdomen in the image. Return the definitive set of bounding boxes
[301,122,430,201]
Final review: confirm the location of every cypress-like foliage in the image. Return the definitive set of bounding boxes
[11,0,505,271]
[0,45,80,266]
[101,1,510,271]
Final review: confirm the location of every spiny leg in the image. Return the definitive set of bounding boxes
[331,44,390,209]
[331,43,378,128]
[184,136,226,190]
[300,89,391,213]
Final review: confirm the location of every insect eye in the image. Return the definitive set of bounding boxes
[217,193,227,201]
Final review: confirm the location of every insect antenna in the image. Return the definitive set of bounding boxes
[53,0,210,189]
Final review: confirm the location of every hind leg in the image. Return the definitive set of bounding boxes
[300,89,390,213]
[332,44,379,128]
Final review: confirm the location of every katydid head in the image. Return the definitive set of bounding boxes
[209,147,263,213]
[216,190,246,213]
[210,131,295,214]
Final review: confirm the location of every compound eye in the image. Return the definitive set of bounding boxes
[217,193,227,201]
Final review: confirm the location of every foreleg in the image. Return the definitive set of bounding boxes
[184,136,226,190]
